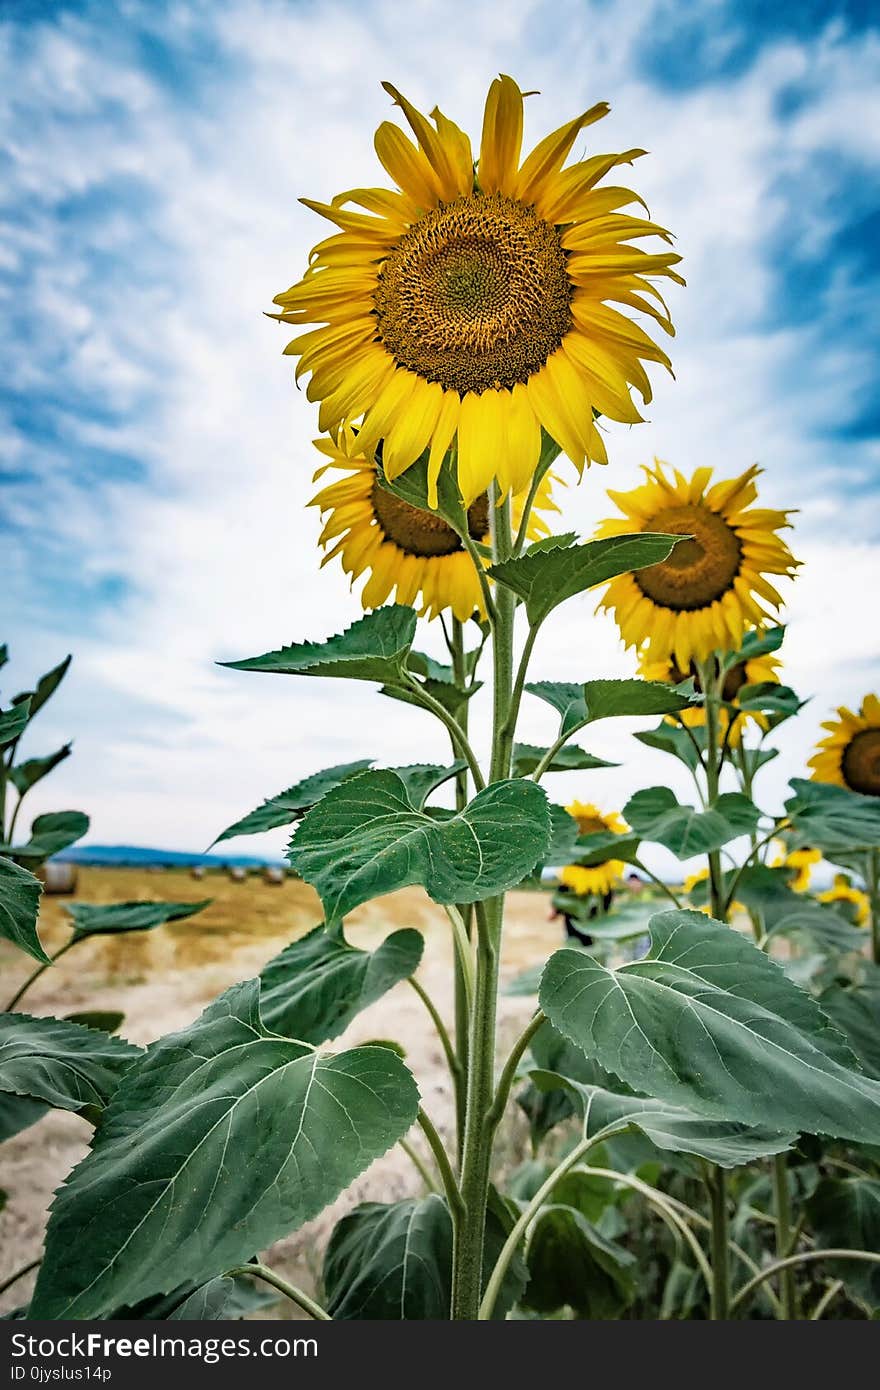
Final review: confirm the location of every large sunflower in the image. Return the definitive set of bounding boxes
[596,462,798,668]
[272,76,682,507]
[809,694,880,797]
[559,802,627,896]
[310,427,558,620]
[639,645,781,746]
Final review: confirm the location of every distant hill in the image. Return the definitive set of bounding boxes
[56,844,285,868]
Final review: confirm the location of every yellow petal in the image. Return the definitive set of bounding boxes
[478,75,524,194]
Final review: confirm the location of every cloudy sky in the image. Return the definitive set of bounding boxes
[2,0,879,867]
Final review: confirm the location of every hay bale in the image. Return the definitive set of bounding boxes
[189,865,206,880]
[227,865,247,883]
[262,865,286,885]
[38,862,77,895]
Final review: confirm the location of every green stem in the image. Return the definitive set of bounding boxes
[450,616,472,1159]
[222,1264,331,1321]
[707,1164,730,1320]
[632,857,684,909]
[443,904,475,1013]
[402,675,485,791]
[773,1152,798,1319]
[531,717,590,783]
[699,657,725,921]
[810,1280,844,1320]
[511,454,553,557]
[407,976,461,1091]
[487,1010,545,1132]
[867,849,880,965]
[730,1250,880,1315]
[578,1165,713,1293]
[0,1256,41,1299]
[400,1137,440,1194]
[6,936,76,1012]
[418,1108,464,1219]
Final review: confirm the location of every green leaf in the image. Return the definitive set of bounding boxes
[539,909,880,1142]
[0,644,7,671]
[221,606,417,686]
[819,985,880,1080]
[721,626,785,670]
[634,722,702,773]
[324,1196,452,1319]
[528,1071,795,1167]
[487,533,681,626]
[30,979,420,1319]
[0,1013,141,1114]
[3,810,90,861]
[735,867,871,957]
[168,1278,238,1321]
[0,1093,48,1143]
[523,1206,635,1318]
[376,450,469,537]
[288,771,550,927]
[212,760,374,845]
[623,787,759,858]
[9,745,73,795]
[581,678,697,722]
[525,682,589,737]
[542,804,579,865]
[64,1011,125,1035]
[0,700,31,749]
[524,531,578,555]
[785,778,880,853]
[512,743,617,776]
[0,856,46,962]
[258,924,423,1044]
[20,655,72,721]
[390,762,466,809]
[64,898,211,939]
[805,1178,880,1306]
[735,682,803,717]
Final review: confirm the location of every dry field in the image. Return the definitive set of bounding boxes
[0,867,562,1317]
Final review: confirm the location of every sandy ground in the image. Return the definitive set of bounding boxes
[0,868,557,1317]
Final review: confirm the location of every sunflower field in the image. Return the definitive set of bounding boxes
[2,74,880,1326]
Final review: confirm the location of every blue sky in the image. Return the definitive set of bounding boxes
[2,0,879,863]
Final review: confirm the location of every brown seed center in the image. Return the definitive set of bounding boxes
[371,482,489,558]
[636,504,743,611]
[842,728,880,796]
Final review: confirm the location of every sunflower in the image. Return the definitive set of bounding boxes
[770,843,822,893]
[809,694,880,797]
[272,76,682,507]
[596,462,798,668]
[639,645,782,746]
[559,802,627,896]
[682,866,745,917]
[817,873,870,927]
[310,426,558,620]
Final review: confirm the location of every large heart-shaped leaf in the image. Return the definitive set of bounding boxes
[221,606,417,686]
[528,1071,795,1167]
[539,909,880,1141]
[512,743,617,776]
[258,924,423,1043]
[8,745,73,796]
[0,856,46,962]
[623,787,759,858]
[785,778,880,854]
[819,984,880,1079]
[30,979,419,1319]
[64,898,211,939]
[212,760,374,845]
[3,811,90,861]
[0,1014,141,1114]
[805,1178,880,1306]
[288,771,551,926]
[487,533,680,626]
[523,1206,635,1318]
[734,866,866,957]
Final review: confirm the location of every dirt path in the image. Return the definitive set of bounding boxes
[0,868,557,1317]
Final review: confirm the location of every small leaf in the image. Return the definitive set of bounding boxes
[20,655,72,721]
[523,1206,635,1318]
[0,701,31,749]
[539,909,880,1142]
[324,1197,453,1319]
[212,760,374,845]
[168,1278,237,1320]
[9,745,73,795]
[376,450,469,537]
[0,1093,49,1143]
[3,811,90,861]
[571,828,642,866]
[390,762,466,809]
[259,924,423,1044]
[512,743,617,776]
[623,787,759,858]
[30,979,420,1319]
[525,682,589,736]
[634,722,702,773]
[0,1013,141,1114]
[735,683,803,717]
[721,626,785,669]
[487,533,681,626]
[786,778,880,854]
[65,899,211,939]
[221,606,417,686]
[0,856,46,962]
[581,678,697,723]
[289,770,551,927]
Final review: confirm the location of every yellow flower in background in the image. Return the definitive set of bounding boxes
[817,874,870,927]
[770,843,822,893]
[682,866,745,917]
[310,428,558,621]
[273,76,682,507]
[638,645,781,746]
[559,802,627,896]
[809,694,880,797]
[596,462,798,669]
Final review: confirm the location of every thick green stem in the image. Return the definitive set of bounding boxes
[707,1165,730,1320]
[450,617,472,1158]
[773,1152,798,1319]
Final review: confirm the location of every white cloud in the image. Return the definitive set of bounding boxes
[2,0,879,865]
